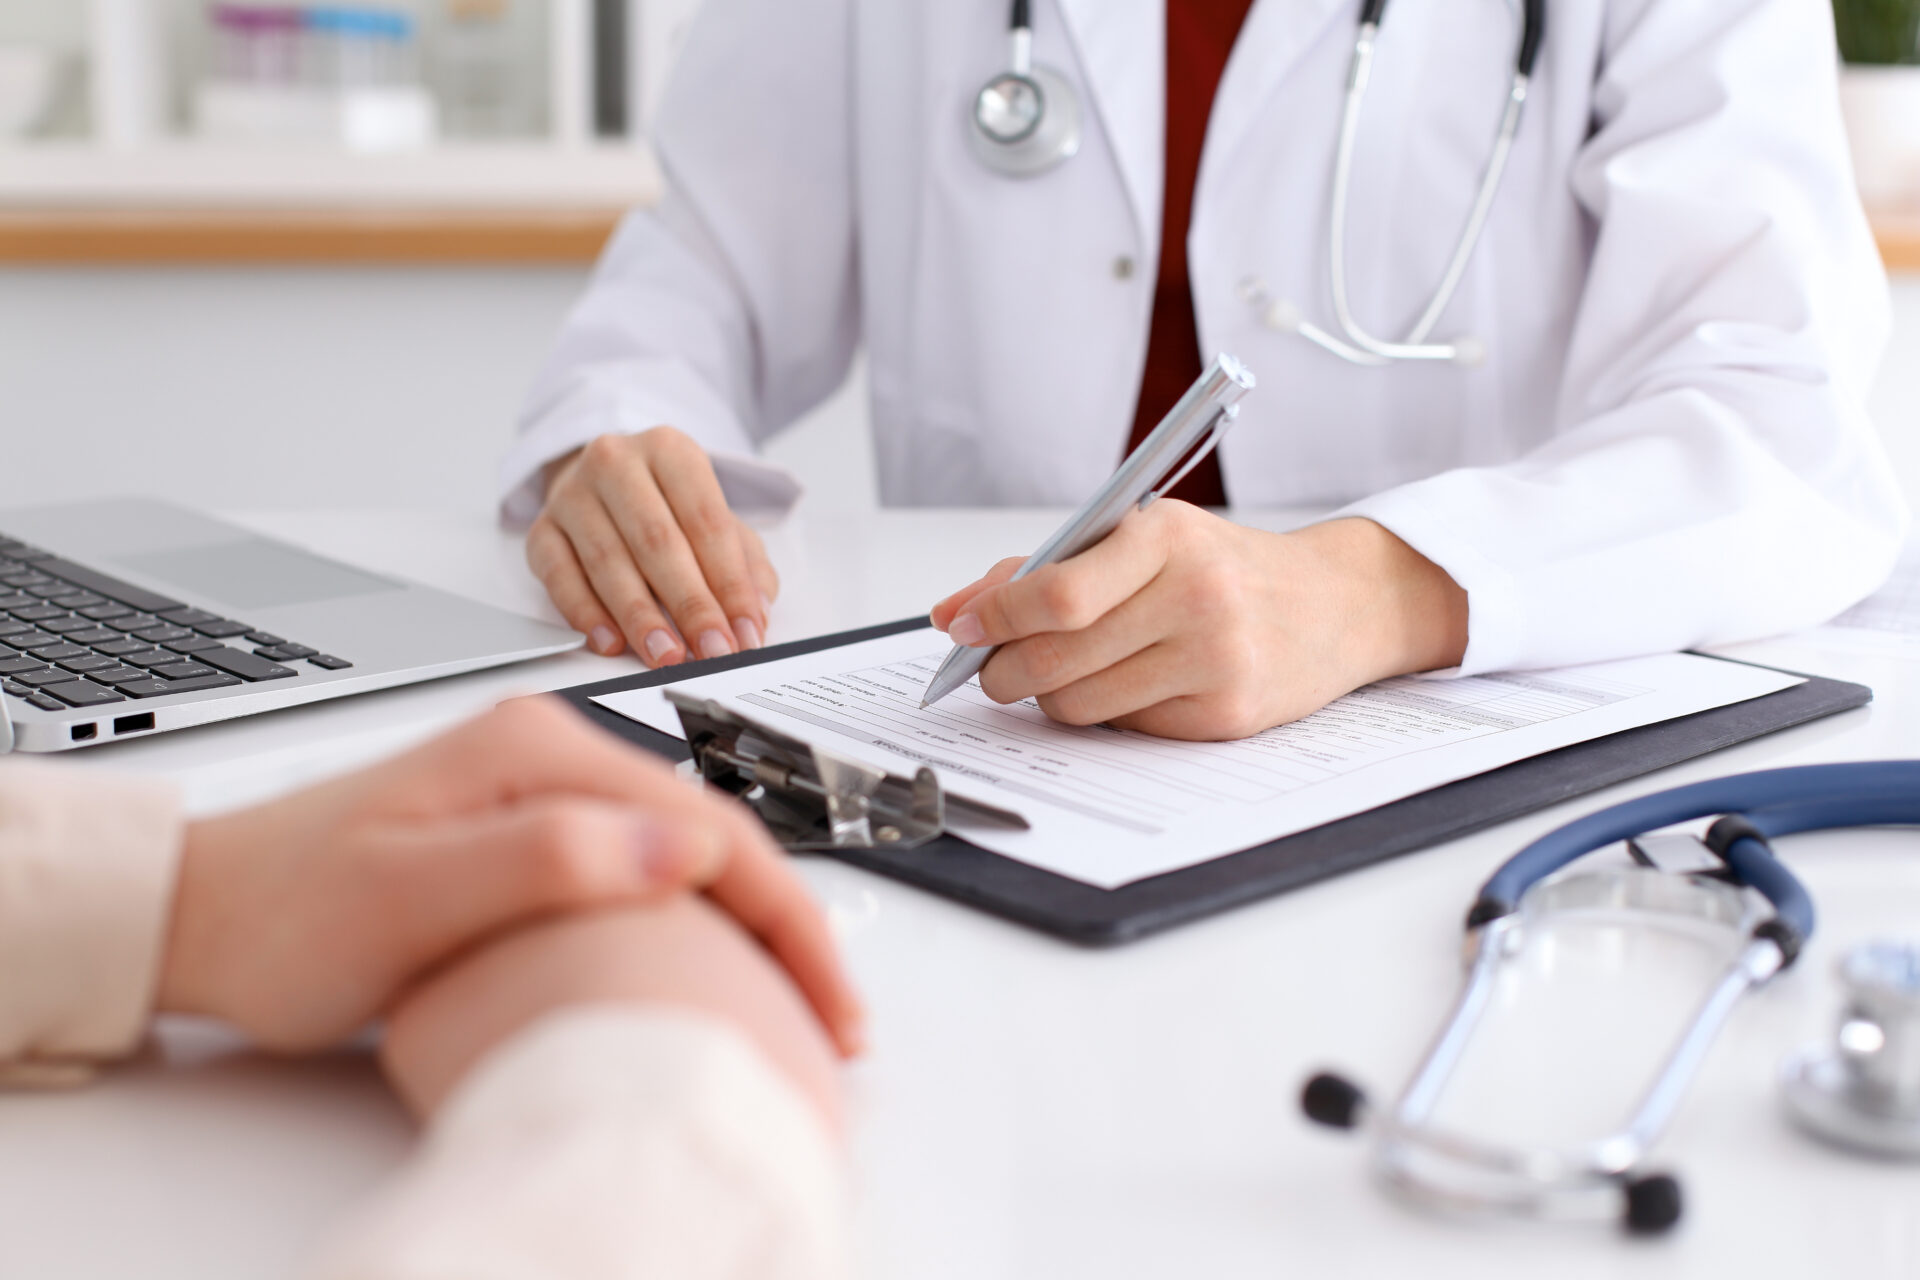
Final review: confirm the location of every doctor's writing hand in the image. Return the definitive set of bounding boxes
[158,697,864,1057]
[529,428,780,667]
[929,507,1469,741]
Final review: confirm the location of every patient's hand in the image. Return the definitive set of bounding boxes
[380,898,844,1132]
[930,509,1468,740]
[529,428,780,667]
[157,697,863,1057]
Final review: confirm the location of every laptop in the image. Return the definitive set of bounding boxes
[0,498,583,754]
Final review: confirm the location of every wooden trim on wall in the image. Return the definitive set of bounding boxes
[0,208,626,265]
[1,205,1916,270]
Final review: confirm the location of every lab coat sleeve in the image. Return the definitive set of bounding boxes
[500,0,859,528]
[0,763,182,1088]
[1342,0,1908,673]
[310,1005,849,1280]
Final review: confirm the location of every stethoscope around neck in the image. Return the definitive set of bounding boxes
[969,0,1546,369]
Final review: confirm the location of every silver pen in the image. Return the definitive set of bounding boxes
[920,353,1257,708]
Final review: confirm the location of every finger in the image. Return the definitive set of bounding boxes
[953,516,1168,646]
[930,556,1024,630]
[406,699,867,1053]
[648,434,769,649]
[978,585,1169,703]
[737,521,781,607]
[1031,641,1201,729]
[377,796,734,968]
[593,453,739,662]
[552,490,685,668]
[526,517,624,657]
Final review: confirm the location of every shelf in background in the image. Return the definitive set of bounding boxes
[0,207,627,264]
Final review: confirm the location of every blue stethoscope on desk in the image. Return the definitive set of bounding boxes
[970,0,1545,366]
[1300,761,1920,1234]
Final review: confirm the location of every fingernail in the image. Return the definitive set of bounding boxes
[643,629,678,666]
[949,613,985,646]
[732,616,764,650]
[634,821,713,885]
[697,629,734,660]
[589,626,620,655]
[760,590,773,615]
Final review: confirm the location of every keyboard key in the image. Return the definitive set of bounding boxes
[122,650,182,669]
[26,693,63,711]
[0,559,19,573]
[4,630,55,648]
[0,572,51,588]
[16,669,75,688]
[32,558,182,614]
[65,627,122,646]
[158,608,223,628]
[0,656,46,676]
[43,680,125,708]
[10,604,68,621]
[151,662,216,681]
[0,619,33,636]
[57,654,119,673]
[164,635,223,654]
[27,643,86,660]
[245,632,285,646]
[27,582,79,598]
[104,613,162,633]
[78,602,132,621]
[132,625,193,644]
[261,643,318,660]
[90,667,147,685]
[94,637,153,657]
[197,646,298,682]
[308,655,354,671]
[0,644,14,660]
[3,680,28,696]
[37,617,93,635]
[194,620,252,639]
[0,593,33,610]
[119,672,243,698]
[49,591,107,609]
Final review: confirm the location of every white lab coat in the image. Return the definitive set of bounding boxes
[503,0,1907,675]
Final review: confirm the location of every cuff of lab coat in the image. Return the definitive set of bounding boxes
[0,764,183,1084]
[1339,480,1528,677]
[312,1005,848,1280]
[499,367,804,529]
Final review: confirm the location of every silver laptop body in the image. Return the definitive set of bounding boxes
[0,498,581,754]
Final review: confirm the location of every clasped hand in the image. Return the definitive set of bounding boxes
[930,505,1470,741]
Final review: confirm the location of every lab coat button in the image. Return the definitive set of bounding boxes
[1113,256,1135,280]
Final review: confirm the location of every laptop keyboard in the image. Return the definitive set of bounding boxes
[0,533,352,713]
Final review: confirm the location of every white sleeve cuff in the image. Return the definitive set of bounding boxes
[0,763,182,1082]
[499,363,803,529]
[313,1005,848,1280]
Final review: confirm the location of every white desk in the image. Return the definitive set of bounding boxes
[3,507,1919,1280]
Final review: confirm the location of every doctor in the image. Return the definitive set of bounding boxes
[502,0,1905,741]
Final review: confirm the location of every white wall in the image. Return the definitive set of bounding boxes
[0,265,1914,519]
[0,263,877,518]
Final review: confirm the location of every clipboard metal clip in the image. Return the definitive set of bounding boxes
[669,690,1028,853]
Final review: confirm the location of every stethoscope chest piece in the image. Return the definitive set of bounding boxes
[970,62,1081,178]
[1782,939,1920,1160]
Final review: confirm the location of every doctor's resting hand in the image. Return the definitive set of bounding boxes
[530,428,780,667]
[931,507,1470,741]
[159,695,864,1057]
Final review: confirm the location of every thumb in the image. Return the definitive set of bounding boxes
[377,797,728,970]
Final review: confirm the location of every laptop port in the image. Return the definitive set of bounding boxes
[114,713,156,736]
[70,723,98,742]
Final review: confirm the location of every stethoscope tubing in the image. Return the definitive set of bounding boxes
[1473,761,1920,945]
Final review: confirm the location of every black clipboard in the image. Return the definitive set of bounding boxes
[553,618,1871,946]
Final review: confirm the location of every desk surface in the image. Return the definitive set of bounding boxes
[3,507,1918,1280]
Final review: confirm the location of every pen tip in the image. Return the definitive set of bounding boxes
[918,698,930,709]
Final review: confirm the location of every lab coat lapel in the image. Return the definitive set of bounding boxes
[1054,0,1163,253]
[1206,0,1348,174]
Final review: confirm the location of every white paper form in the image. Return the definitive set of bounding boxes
[595,631,1802,889]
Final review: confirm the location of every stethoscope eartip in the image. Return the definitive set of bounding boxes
[1262,298,1305,335]
[1621,1173,1684,1235]
[1300,1071,1369,1130]
[1450,335,1489,367]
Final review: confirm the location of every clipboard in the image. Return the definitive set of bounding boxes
[553,618,1872,946]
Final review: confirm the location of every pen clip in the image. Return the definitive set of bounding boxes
[1140,405,1237,509]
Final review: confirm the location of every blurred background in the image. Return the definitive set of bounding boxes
[0,0,1914,520]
